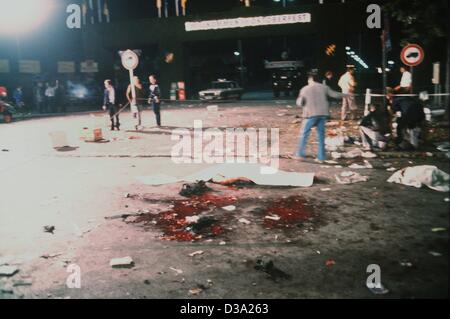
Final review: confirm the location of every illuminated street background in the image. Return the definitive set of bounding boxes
[0,0,449,300]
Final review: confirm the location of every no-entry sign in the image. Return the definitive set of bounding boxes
[121,50,139,71]
[401,44,425,67]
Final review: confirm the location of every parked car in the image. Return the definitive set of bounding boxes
[199,79,244,101]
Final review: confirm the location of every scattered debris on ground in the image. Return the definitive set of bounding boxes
[110,257,134,268]
[43,226,55,234]
[387,165,450,192]
[367,283,389,295]
[0,265,19,277]
[179,181,210,197]
[254,258,291,281]
[335,171,369,184]
[188,251,204,257]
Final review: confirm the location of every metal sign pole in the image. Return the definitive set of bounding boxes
[129,69,136,103]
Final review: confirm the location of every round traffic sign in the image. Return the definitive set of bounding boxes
[401,44,425,67]
[121,50,139,70]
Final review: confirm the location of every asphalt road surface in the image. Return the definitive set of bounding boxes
[0,102,448,299]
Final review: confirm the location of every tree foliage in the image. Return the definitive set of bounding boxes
[384,0,448,44]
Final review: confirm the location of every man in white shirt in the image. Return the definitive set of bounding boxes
[338,65,357,121]
[397,66,412,93]
[45,81,58,113]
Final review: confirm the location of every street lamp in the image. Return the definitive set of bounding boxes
[0,0,55,35]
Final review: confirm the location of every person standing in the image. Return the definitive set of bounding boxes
[45,81,58,113]
[148,75,162,127]
[395,66,412,93]
[338,65,357,121]
[322,71,334,88]
[126,76,145,131]
[103,79,120,131]
[12,86,26,113]
[34,82,45,113]
[55,81,66,113]
[295,70,347,163]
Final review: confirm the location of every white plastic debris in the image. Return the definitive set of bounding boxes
[185,216,200,224]
[188,251,204,257]
[169,267,183,275]
[264,215,281,221]
[0,265,19,277]
[222,205,236,212]
[429,251,442,257]
[387,165,450,192]
[110,257,134,268]
[349,160,373,169]
[336,171,369,185]
[238,218,251,225]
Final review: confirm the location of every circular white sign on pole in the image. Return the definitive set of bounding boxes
[400,44,425,67]
[121,50,139,70]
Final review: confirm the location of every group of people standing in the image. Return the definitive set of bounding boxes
[103,75,162,131]
[33,81,65,114]
[295,65,425,163]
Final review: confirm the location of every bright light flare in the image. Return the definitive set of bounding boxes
[0,0,55,35]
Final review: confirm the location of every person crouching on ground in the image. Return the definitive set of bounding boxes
[359,104,391,151]
[148,75,162,127]
[103,79,120,131]
[389,88,425,150]
[294,70,348,163]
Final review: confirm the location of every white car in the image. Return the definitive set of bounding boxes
[199,80,244,101]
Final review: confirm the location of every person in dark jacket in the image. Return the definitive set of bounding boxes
[390,90,425,150]
[359,104,391,151]
[148,75,162,127]
[103,79,120,131]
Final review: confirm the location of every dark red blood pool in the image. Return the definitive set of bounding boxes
[136,193,236,241]
[263,196,313,229]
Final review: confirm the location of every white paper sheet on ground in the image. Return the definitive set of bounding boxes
[387,165,450,192]
[184,163,315,187]
[137,174,181,186]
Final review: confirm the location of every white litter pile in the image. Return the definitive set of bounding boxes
[348,160,373,169]
[138,163,315,188]
[436,142,450,158]
[332,148,377,159]
[325,134,345,151]
[335,171,369,185]
[387,165,450,192]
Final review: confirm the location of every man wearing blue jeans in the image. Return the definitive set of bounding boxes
[295,70,347,163]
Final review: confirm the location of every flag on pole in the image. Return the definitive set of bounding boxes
[164,0,169,18]
[88,0,95,24]
[181,0,187,16]
[156,0,162,18]
[103,0,110,23]
[82,0,88,25]
[175,0,179,17]
[97,0,103,23]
